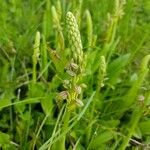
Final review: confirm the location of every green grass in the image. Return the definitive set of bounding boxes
[0,0,150,149]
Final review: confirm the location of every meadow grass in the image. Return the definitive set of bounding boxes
[0,0,150,149]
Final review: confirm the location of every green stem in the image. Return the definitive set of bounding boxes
[62,110,70,149]
[52,109,70,150]
[85,90,100,145]
[86,73,104,145]
[32,114,49,150]
[86,101,95,144]
[32,54,37,84]
[120,105,143,150]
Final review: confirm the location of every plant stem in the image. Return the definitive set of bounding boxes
[120,105,143,150]
[86,101,95,144]
[52,109,70,150]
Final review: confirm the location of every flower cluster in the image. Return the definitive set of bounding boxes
[57,12,85,110]
[66,11,83,66]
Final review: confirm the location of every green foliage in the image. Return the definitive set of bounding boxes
[0,0,150,149]
[107,53,130,85]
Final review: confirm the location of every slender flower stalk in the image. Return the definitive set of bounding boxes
[32,31,40,83]
[103,0,126,58]
[51,5,64,50]
[98,55,107,88]
[85,10,93,51]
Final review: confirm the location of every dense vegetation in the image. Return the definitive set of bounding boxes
[0,0,150,149]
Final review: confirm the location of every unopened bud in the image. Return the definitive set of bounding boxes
[75,99,84,107]
[99,56,106,75]
[75,86,82,94]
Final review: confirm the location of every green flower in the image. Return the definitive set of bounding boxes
[66,12,83,65]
